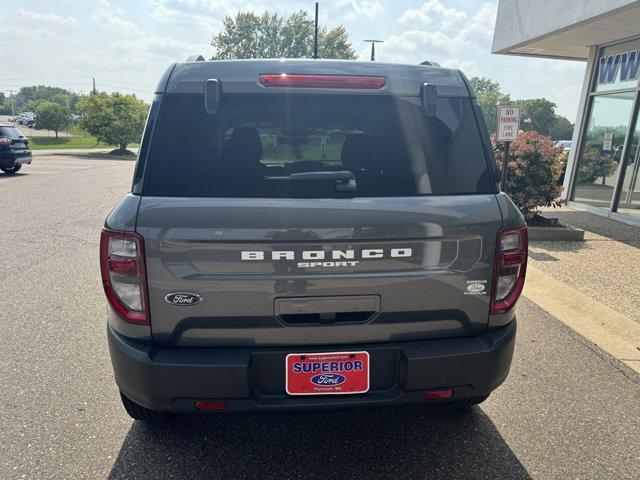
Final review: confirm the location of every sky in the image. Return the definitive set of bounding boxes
[0,0,587,121]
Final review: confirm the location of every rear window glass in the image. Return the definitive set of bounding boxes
[143,94,493,197]
[0,127,23,139]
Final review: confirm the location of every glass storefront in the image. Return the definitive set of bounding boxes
[570,38,640,221]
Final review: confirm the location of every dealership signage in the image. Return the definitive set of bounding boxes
[598,49,640,85]
[497,106,520,142]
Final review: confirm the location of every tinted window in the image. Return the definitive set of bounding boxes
[143,94,492,197]
[0,127,23,139]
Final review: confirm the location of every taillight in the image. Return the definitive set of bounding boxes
[0,138,11,146]
[100,229,149,325]
[259,74,386,89]
[491,226,528,314]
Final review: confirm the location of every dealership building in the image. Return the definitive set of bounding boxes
[493,0,640,225]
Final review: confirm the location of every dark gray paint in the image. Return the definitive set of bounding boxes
[165,59,469,97]
[136,195,504,347]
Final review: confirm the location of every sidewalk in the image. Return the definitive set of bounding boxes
[523,206,640,375]
[529,207,640,324]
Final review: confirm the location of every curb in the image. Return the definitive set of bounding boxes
[527,226,585,241]
[524,265,640,375]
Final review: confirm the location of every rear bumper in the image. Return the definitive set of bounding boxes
[1,151,32,166]
[108,320,516,413]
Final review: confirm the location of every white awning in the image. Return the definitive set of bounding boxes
[492,0,640,60]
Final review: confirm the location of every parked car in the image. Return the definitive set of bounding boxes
[101,59,526,422]
[0,123,32,174]
[554,140,572,153]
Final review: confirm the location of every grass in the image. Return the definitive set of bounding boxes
[28,134,140,150]
[28,135,102,150]
[56,150,138,160]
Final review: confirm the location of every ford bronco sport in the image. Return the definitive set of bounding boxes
[101,58,527,421]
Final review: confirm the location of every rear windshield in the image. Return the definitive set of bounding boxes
[0,127,23,139]
[143,93,493,197]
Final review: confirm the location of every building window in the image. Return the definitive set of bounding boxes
[572,92,634,209]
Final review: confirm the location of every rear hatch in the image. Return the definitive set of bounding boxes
[136,68,502,347]
[0,126,29,153]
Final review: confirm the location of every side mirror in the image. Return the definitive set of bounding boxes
[205,79,222,114]
[420,82,437,116]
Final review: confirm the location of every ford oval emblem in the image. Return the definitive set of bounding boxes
[165,292,202,306]
[310,373,346,386]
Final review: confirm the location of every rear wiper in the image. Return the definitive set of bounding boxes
[265,170,357,192]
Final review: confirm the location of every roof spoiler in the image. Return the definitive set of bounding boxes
[420,82,437,116]
[205,79,222,114]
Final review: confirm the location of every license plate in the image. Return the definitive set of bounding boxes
[285,351,370,395]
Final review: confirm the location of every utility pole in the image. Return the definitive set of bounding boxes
[7,90,17,124]
[363,39,383,61]
[312,2,319,59]
[92,78,97,94]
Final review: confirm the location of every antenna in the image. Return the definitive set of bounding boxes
[313,2,319,59]
[363,39,383,61]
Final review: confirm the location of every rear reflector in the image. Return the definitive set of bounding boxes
[195,401,228,411]
[259,74,386,89]
[425,389,453,401]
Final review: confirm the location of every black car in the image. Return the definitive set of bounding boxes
[0,124,32,174]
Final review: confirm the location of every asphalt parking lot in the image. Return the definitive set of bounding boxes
[1,156,639,479]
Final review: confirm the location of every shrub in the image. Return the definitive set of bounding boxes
[575,146,618,184]
[493,131,565,219]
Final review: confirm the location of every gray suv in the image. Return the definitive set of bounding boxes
[101,59,527,421]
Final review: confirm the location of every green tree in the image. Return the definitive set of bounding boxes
[35,101,71,139]
[0,92,9,115]
[212,10,356,60]
[469,77,511,135]
[78,92,148,152]
[469,76,501,96]
[549,115,574,140]
[513,98,557,136]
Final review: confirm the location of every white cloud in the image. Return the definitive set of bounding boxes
[379,1,497,65]
[149,4,222,32]
[4,26,57,40]
[16,8,80,27]
[399,0,467,29]
[91,0,141,35]
[329,0,384,20]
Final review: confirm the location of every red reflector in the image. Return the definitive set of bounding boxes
[425,389,453,401]
[259,74,386,89]
[195,401,227,411]
[107,257,138,276]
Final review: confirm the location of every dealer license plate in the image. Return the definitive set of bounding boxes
[285,351,370,395]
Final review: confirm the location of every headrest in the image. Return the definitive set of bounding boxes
[229,127,263,163]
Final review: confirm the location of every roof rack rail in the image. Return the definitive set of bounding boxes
[186,55,205,62]
[419,60,441,67]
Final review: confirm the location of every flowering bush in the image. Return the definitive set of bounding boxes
[493,131,565,220]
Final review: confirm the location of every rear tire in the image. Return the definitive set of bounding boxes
[120,392,168,422]
[453,394,490,408]
[1,164,21,174]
